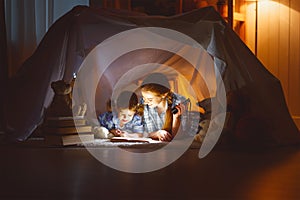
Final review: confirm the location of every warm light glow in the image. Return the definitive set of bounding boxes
[257,0,286,21]
[245,0,288,55]
[245,0,270,1]
[246,0,290,17]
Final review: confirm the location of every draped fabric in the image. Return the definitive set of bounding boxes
[4,0,88,76]
[4,6,299,147]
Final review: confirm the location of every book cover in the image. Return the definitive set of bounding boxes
[45,133,94,146]
[45,117,87,127]
[43,125,92,135]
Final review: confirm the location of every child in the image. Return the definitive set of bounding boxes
[94,91,144,139]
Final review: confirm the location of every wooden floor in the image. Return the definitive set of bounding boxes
[1,140,300,199]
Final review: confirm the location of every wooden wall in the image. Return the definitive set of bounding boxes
[245,0,300,130]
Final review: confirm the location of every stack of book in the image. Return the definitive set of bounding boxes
[43,116,94,146]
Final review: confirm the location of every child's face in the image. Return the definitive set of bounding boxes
[118,108,135,125]
[141,90,165,108]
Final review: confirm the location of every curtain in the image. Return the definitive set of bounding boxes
[4,0,89,77]
[0,0,7,130]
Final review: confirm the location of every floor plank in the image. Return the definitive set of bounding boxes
[1,142,300,199]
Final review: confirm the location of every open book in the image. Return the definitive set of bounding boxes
[110,137,155,143]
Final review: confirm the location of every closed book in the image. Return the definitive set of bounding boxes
[45,117,87,127]
[45,133,94,146]
[46,116,84,120]
[43,125,92,135]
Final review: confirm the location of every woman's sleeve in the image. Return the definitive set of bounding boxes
[172,93,187,107]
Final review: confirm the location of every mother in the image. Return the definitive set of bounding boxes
[140,73,186,141]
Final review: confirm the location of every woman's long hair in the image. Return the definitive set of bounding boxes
[140,73,174,134]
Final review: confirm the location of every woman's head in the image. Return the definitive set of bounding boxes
[140,73,171,107]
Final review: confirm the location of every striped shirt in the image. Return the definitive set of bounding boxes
[143,93,186,134]
[98,112,144,134]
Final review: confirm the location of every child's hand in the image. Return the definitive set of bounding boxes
[120,131,129,137]
[110,129,122,136]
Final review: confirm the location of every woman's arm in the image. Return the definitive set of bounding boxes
[171,115,181,137]
[171,104,185,137]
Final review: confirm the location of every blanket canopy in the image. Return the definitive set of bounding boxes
[5,5,300,147]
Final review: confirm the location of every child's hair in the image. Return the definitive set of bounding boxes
[107,91,143,115]
[140,73,174,133]
[116,91,138,111]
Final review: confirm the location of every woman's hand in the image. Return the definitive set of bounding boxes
[149,130,172,142]
[173,104,186,118]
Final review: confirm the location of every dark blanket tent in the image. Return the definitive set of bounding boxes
[4,6,300,148]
